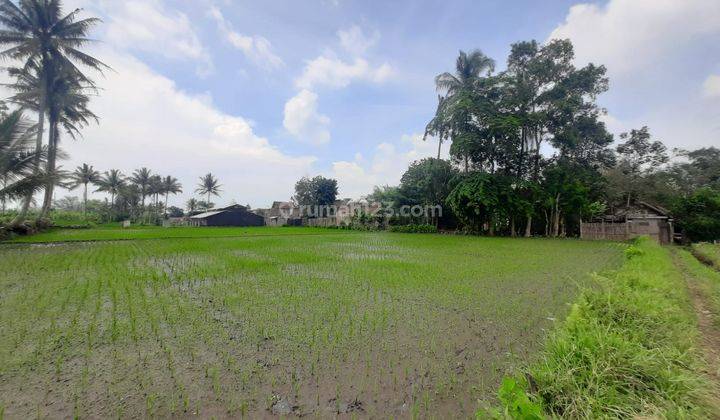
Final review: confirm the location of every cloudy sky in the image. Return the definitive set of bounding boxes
[17,0,720,208]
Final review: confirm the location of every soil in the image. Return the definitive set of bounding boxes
[673,250,720,409]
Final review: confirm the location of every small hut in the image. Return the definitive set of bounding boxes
[580,201,674,244]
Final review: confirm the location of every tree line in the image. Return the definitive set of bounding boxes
[368,40,719,241]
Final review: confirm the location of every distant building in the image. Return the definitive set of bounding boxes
[189,204,265,227]
[580,201,674,244]
[255,201,302,226]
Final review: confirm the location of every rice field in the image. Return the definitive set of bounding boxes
[8,225,341,243]
[0,228,624,418]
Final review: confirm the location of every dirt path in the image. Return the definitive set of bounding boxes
[671,249,720,405]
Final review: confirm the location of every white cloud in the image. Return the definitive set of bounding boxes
[283,90,331,145]
[208,6,284,70]
[337,25,380,56]
[548,0,720,76]
[295,55,393,90]
[703,74,720,98]
[102,0,213,74]
[549,0,720,149]
[30,47,315,208]
[286,28,392,145]
[329,134,448,198]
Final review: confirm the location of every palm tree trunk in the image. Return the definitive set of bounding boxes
[437,139,442,160]
[39,123,58,219]
[9,98,46,228]
[1,175,6,213]
[83,182,88,217]
[164,194,169,218]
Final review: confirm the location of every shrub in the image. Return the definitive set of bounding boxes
[388,224,438,234]
[672,187,720,242]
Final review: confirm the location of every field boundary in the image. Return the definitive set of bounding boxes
[672,249,720,407]
[691,246,720,272]
[0,230,362,245]
[494,238,715,418]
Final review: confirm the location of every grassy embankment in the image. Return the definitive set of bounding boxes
[499,237,718,418]
[693,242,720,269]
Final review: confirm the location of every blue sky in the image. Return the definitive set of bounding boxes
[33,0,720,207]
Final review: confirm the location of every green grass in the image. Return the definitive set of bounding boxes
[693,243,720,268]
[0,229,623,418]
[510,238,713,418]
[677,247,720,328]
[5,225,349,243]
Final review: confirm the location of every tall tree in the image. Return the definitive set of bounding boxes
[610,126,668,206]
[186,198,199,214]
[7,63,97,218]
[95,169,124,213]
[426,50,495,161]
[0,0,107,223]
[160,175,182,216]
[130,167,152,208]
[0,110,48,218]
[294,176,338,206]
[68,163,98,215]
[195,173,221,206]
[148,174,162,208]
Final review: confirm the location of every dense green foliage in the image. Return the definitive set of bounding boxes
[672,188,720,242]
[387,223,438,233]
[362,40,719,240]
[293,175,339,208]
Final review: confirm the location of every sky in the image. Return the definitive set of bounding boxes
[8,0,720,209]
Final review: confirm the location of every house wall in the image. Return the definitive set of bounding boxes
[203,210,265,227]
[580,219,673,244]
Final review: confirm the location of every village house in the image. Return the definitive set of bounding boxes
[255,201,303,226]
[580,201,675,244]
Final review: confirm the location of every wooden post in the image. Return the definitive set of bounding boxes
[625,219,630,240]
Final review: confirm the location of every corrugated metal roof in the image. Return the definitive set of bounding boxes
[190,210,225,219]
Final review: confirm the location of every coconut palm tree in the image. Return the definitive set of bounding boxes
[0,110,48,217]
[195,173,221,207]
[95,169,124,216]
[130,167,152,208]
[8,62,98,218]
[0,0,107,223]
[68,163,98,215]
[160,175,182,216]
[425,50,495,159]
[148,174,162,208]
[434,50,495,95]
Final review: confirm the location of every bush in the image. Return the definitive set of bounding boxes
[49,210,101,228]
[388,224,438,234]
[672,187,720,242]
